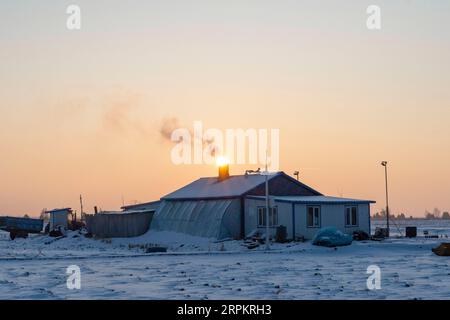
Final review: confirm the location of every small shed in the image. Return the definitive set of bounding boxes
[45,208,72,231]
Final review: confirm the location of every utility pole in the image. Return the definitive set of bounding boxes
[381,161,390,237]
[79,194,84,222]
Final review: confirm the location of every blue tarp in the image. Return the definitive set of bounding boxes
[312,227,353,247]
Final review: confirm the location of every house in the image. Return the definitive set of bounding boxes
[148,165,375,240]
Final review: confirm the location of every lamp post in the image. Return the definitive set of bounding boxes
[381,161,390,237]
[265,170,270,250]
[264,151,270,250]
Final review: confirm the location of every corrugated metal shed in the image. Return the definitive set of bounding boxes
[151,199,239,239]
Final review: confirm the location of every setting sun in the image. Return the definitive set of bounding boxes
[215,156,230,167]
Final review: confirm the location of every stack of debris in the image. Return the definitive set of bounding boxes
[432,243,450,256]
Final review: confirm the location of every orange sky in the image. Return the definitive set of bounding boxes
[1,1,449,217]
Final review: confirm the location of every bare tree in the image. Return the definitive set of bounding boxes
[425,210,435,219]
[39,208,49,221]
[433,208,441,219]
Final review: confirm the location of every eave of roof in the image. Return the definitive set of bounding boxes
[246,195,376,204]
[121,200,161,210]
[45,208,72,214]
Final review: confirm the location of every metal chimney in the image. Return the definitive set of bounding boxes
[218,164,230,181]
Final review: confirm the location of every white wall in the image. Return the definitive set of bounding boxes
[50,212,69,230]
[245,198,371,240]
[244,198,292,238]
[293,203,370,240]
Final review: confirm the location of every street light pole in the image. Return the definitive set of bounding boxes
[381,161,390,237]
[265,150,270,250]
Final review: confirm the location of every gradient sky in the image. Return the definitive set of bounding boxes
[1,0,449,217]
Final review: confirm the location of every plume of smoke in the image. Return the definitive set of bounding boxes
[159,118,219,157]
[159,117,182,141]
[102,92,149,136]
[203,136,218,157]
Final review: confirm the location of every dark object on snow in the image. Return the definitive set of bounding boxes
[9,230,28,240]
[246,243,260,249]
[312,227,353,247]
[68,220,85,231]
[424,230,439,238]
[84,232,93,238]
[432,243,450,256]
[49,229,63,237]
[245,230,266,245]
[145,246,167,253]
[0,216,43,240]
[243,239,260,249]
[405,226,417,238]
[374,227,388,239]
[353,230,369,241]
[275,225,287,243]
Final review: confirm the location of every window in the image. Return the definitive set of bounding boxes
[345,206,358,226]
[257,207,278,227]
[307,206,320,227]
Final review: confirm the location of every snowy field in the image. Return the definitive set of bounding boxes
[0,219,449,300]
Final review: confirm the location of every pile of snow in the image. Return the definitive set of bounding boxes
[112,230,246,253]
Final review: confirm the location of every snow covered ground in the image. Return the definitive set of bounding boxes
[0,220,449,299]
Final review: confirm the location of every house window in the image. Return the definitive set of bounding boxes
[307,206,320,228]
[257,207,278,227]
[345,206,358,226]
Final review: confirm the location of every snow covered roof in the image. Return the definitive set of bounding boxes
[121,200,161,211]
[162,171,321,200]
[95,210,151,215]
[45,208,72,214]
[247,195,375,204]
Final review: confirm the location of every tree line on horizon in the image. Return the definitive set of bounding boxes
[371,208,450,220]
